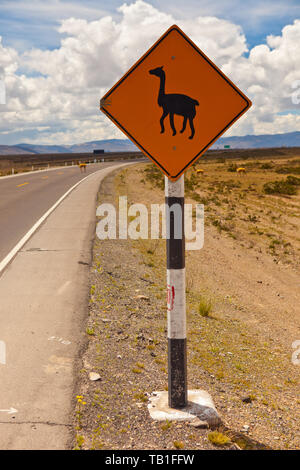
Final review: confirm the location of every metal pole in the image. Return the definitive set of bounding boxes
[165,175,187,409]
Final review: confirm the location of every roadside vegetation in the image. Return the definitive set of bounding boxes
[263,176,300,195]
[74,152,300,450]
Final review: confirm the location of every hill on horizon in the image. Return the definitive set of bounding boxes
[1,131,300,155]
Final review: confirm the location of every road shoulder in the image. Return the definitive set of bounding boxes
[0,164,129,449]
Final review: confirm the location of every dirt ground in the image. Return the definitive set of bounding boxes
[73,154,300,450]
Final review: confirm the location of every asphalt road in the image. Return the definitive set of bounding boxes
[0,161,133,449]
[0,163,115,264]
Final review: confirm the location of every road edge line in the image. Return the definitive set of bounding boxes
[0,163,79,181]
[0,164,131,276]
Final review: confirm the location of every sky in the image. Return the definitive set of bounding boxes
[0,0,300,145]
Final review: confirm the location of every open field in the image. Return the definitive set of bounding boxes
[1,146,300,177]
[73,152,300,450]
[0,152,143,177]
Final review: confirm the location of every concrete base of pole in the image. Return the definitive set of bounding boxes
[148,390,221,427]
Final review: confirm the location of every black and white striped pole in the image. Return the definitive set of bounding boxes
[165,175,187,409]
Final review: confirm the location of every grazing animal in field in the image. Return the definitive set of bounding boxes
[237,167,246,175]
[78,162,87,173]
[149,66,199,139]
[196,169,204,175]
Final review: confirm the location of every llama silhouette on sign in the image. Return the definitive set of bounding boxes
[149,66,199,139]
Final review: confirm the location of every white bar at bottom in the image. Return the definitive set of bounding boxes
[167,268,186,339]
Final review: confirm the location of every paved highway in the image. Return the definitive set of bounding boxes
[0,161,134,449]
[0,163,115,265]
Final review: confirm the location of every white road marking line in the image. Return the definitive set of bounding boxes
[0,340,6,364]
[0,162,136,276]
[0,407,18,414]
[0,170,102,276]
[0,164,80,181]
[48,336,71,345]
[57,280,71,295]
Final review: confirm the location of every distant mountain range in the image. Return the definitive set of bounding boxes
[0,139,137,155]
[214,131,300,149]
[1,132,300,155]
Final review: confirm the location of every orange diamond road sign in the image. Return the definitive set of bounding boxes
[100,24,252,180]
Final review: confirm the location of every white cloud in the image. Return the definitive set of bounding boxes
[0,0,300,145]
[0,0,108,22]
[0,37,18,76]
[223,18,300,135]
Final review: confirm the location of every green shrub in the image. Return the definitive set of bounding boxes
[227,163,238,172]
[185,172,199,193]
[143,165,164,189]
[208,431,231,447]
[198,297,213,317]
[173,440,184,449]
[276,166,300,175]
[263,178,299,195]
[260,162,274,169]
[286,175,300,186]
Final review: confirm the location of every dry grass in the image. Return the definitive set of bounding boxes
[74,154,300,450]
[207,431,231,447]
[198,297,213,317]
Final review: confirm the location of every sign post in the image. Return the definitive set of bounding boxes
[166,175,187,408]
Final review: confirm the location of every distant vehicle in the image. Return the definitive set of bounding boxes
[93,149,105,154]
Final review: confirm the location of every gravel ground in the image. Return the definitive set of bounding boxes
[73,162,299,451]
